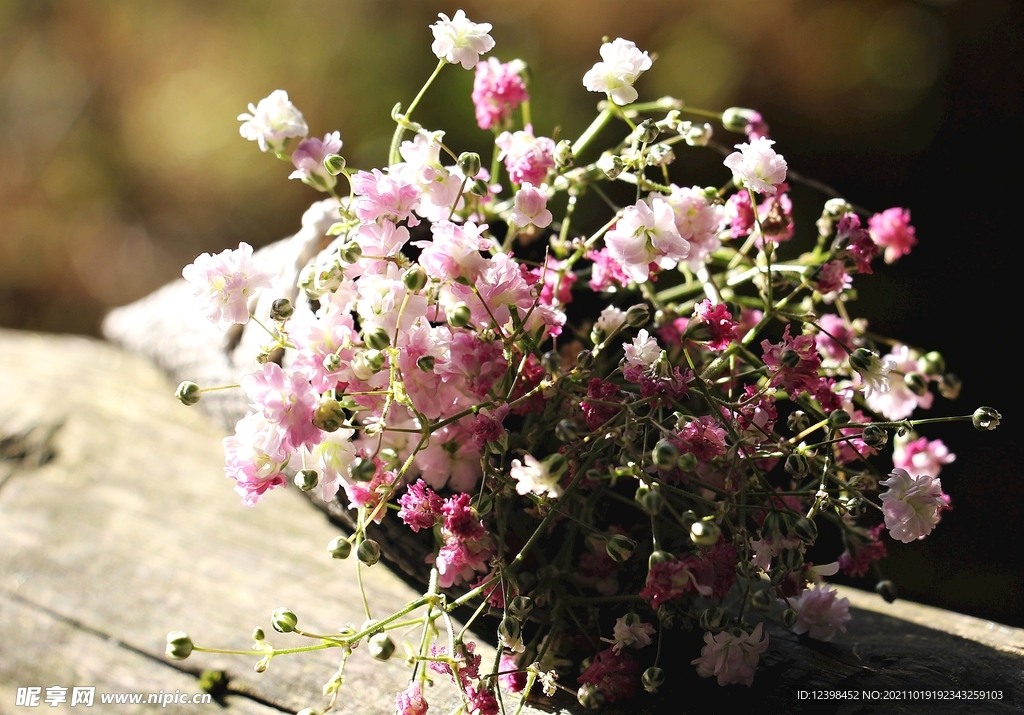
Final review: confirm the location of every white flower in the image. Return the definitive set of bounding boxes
[600,614,656,654]
[582,38,653,106]
[849,348,897,398]
[237,90,308,152]
[623,329,661,370]
[430,10,495,70]
[182,242,275,328]
[723,137,787,195]
[510,454,563,499]
[595,306,627,338]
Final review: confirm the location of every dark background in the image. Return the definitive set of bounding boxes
[1,0,1019,625]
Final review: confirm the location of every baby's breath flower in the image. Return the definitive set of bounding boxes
[430,10,495,70]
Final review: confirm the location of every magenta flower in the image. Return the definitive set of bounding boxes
[472,57,528,130]
[879,468,946,543]
[691,623,769,687]
[395,682,428,715]
[869,207,917,264]
[495,125,555,186]
[894,436,956,479]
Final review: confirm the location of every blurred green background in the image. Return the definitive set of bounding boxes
[1,0,1020,625]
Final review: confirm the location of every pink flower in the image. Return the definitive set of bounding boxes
[816,260,851,297]
[604,197,689,284]
[351,169,421,226]
[397,480,445,532]
[869,207,917,264]
[465,686,498,715]
[792,584,851,641]
[693,299,739,351]
[662,185,725,268]
[181,242,275,328]
[223,412,288,506]
[499,653,528,693]
[814,313,855,363]
[864,344,932,420]
[416,220,493,284]
[395,682,428,715]
[838,523,887,577]
[879,468,946,543]
[894,436,955,478]
[723,137,787,195]
[240,362,322,458]
[623,329,661,371]
[289,131,343,190]
[495,125,555,186]
[430,10,495,70]
[691,623,769,687]
[577,648,640,703]
[509,182,552,228]
[582,38,653,106]
[761,325,823,396]
[587,247,630,292]
[472,57,528,130]
[640,556,711,608]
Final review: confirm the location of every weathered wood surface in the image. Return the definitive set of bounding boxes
[1,328,1023,715]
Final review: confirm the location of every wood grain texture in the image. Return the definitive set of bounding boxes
[1,328,1022,715]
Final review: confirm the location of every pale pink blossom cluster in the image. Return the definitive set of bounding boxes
[723,137,788,195]
[182,242,275,328]
[792,584,851,641]
[604,197,690,283]
[879,468,947,543]
[691,623,770,687]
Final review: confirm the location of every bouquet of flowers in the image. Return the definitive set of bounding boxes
[164,10,1000,713]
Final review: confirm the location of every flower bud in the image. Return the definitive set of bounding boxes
[972,406,1001,431]
[920,350,945,376]
[904,372,929,397]
[296,709,321,715]
[327,536,352,559]
[780,348,801,369]
[779,547,804,572]
[575,349,594,370]
[416,355,436,372]
[577,684,605,710]
[508,595,533,621]
[828,410,851,428]
[690,520,721,547]
[699,606,728,631]
[368,632,395,660]
[721,107,759,133]
[403,266,428,292]
[165,631,193,660]
[624,303,650,328]
[861,424,888,449]
[357,539,381,566]
[322,353,342,372]
[648,550,674,568]
[636,118,659,144]
[498,616,523,651]
[271,608,298,633]
[313,396,347,433]
[457,152,482,178]
[469,178,490,197]
[793,517,818,543]
[635,483,664,516]
[751,588,773,611]
[677,509,698,530]
[555,419,580,442]
[785,453,809,477]
[541,350,561,374]
[605,533,637,562]
[349,456,377,482]
[787,410,810,433]
[543,453,568,480]
[554,139,574,168]
[324,154,346,175]
[652,440,679,469]
[252,627,265,641]
[448,303,472,328]
[269,298,294,321]
[849,347,874,373]
[601,154,625,179]
[338,242,362,264]
[364,327,391,350]
[641,666,665,694]
[938,372,962,399]
[875,579,898,603]
[294,469,318,492]
[676,452,698,472]
[175,381,201,406]
[254,656,269,673]
[781,608,798,628]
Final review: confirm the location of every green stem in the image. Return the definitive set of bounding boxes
[389,59,446,165]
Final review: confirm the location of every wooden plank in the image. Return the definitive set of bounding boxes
[0,591,283,714]
[0,330,542,715]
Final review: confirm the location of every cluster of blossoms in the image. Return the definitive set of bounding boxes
[171,10,1000,713]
